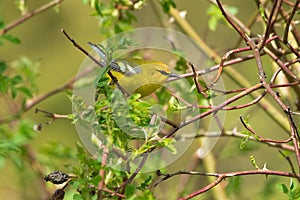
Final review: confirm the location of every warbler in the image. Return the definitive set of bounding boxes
[89,42,178,97]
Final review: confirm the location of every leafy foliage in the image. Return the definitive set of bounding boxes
[277,179,300,200]
[1,0,300,199]
[0,120,37,168]
[0,58,38,100]
[207,4,238,31]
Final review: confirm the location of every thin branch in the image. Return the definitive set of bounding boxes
[189,62,208,98]
[286,110,300,173]
[263,47,298,81]
[165,83,263,138]
[116,153,149,190]
[239,115,292,143]
[61,29,129,97]
[155,169,299,199]
[0,0,64,35]
[260,0,283,48]
[279,150,300,182]
[175,130,295,152]
[247,36,300,173]
[215,0,247,41]
[283,0,300,43]
[97,145,109,200]
[210,46,251,85]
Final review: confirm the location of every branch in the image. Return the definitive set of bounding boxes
[283,0,300,43]
[0,0,64,35]
[155,169,299,199]
[165,83,263,138]
[116,153,149,190]
[179,169,299,199]
[175,130,295,152]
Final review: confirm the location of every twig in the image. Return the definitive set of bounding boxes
[260,0,283,48]
[116,153,149,190]
[61,29,129,97]
[247,36,300,173]
[165,83,263,138]
[286,110,300,173]
[189,62,208,98]
[175,130,294,152]
[215,0,247,42]
[247,36,290,111]
[279,150,300,182]
[0,0,64,35]
[97,145,109,200]
[35,108,68,120]
[239,115,292,143]
[263,47,298,80]
[283,0,300,43]
[210,46,251,85]
[155,169,299,199]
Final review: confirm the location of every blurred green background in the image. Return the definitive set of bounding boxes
[0,0,295,199]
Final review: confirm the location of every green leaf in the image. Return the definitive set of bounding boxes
[226,176,242,196]
[0,16,4,30]
[159,0,176,13]
[137,176,152,191]
[0,156,4,169]
[208,17,218,31]
[9,154,23,168]
[11,75,22,85]
[2,34,21,44]
[125,184,136,197]
[82,0,89,4]
[15,0,28,14]
[292,187,300,199]
[0,61,7,73]
[250,155,259,169]
[0,74,9,92]
[11,86,18,99]
[290,179,295,190]
[276,183,289,194]
[207,4,238,31]
[17,87,33,97]
[239,134,249,149]
[73,193,84,200]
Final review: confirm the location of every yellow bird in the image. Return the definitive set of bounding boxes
[89,42,178,97]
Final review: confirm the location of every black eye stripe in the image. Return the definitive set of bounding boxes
[156,69,169,75]
[156,69,177,77]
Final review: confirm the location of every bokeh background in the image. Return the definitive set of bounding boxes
[0,0,296,199]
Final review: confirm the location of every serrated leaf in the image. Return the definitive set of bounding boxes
[3,34,21,44]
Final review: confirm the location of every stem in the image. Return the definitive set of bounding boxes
[0,0,64,35]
